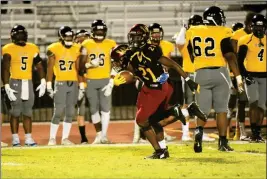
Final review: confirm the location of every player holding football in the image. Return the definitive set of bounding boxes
[110,24,203,159]
[79,20,117,144]
[237,14,266,143]
[186,6,244,152]
[47,26,80,145]
[2,25,46,146]
[132,23,177,143]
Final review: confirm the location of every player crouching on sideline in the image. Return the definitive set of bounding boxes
[174,15,215,142]
[74,29,91,144]
[237,14,267,143]
[109,24,206,159]
[2,25,46,147]
[47,26,80,145]
[78,20,117,144]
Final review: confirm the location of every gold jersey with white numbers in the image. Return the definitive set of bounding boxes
[2,43,39,80]
[82,39,116,79]
[238,34,266,72]
[47,42,80,81]
[159,40,174,58]
[188,25,233,70]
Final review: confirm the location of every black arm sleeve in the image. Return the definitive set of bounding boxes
[46,50,54,57]
[33,53,42,65]
[187,41,194,63]
[220,37,234,55]
[154,45,163,60]
[237,45,248,76]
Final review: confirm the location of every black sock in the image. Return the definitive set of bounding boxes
[196,126,204,132]
[79,126,87,142]
[219,136,227,140]
[251,123,257,136]
[256,126,261,137]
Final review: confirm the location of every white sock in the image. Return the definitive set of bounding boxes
[101,111,110,138]
[49,123,59,140]
[12,134,20,143]
[133,121,140,138]
[239,122,247,136]
[62,122,72,140]
[182,122,189,136]
[181,108,189,118]
[25,133,32,140]
[158,139,167,149]
[96,131,102,138]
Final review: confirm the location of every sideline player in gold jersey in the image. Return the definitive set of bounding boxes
[188,6,244,152]
[79,20,117,144]
[237,14,266,143]
[47,26,80,145]
[74,29,91,144]
[175,15,215,142]
[1,25,46,146]
[230,12,257,141]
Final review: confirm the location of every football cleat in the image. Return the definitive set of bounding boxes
[61,138,75,145]
[194,127,203,153]
[172,104,186,125]
[188,102,208,122]
[48,138,56,146]
[218,138,234,151]
[144,149,168,159]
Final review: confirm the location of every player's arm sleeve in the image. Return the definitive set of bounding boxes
[1,48,11,84]
[46,46,56,82]
[187,40,194,63]
[155,46,163,60]
[222,38,241,77]
[221,37,234,55]
[78,45,88,76]
[237,45,248,76]
[159,56,187,78]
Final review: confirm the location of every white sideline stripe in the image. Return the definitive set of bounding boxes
[2,141,261,150]
[206,146,266,156]
[1,143,186,150]
[2,120,135,126]
[1,162,23,166]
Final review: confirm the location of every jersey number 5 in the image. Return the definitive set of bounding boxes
[21,56,28,70]
[258,49,264,62]
[59,60,74,71]
[193,37,215,57]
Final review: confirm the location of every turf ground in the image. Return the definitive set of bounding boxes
[1,142,266,179]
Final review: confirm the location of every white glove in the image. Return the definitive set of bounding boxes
[78,82,85,101]
[4,84,17,101]
[236,75,244,93]
[175,26,187,45]
[36,78,46,97]
[101,79,114,97]
[46,81,54,98]
[85,58,100,68]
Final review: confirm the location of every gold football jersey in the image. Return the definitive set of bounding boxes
[82,39,116,79]
[181,29,195,73]
[188,25,232,70]
[47,42,80,81]
[231,28,248,41]
[2,43,39,80]
[160,40,174,58]
[238,34,266,72]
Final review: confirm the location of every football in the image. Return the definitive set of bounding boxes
[118,70,134,84]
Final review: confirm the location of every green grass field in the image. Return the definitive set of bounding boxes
[1,143,266,179]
